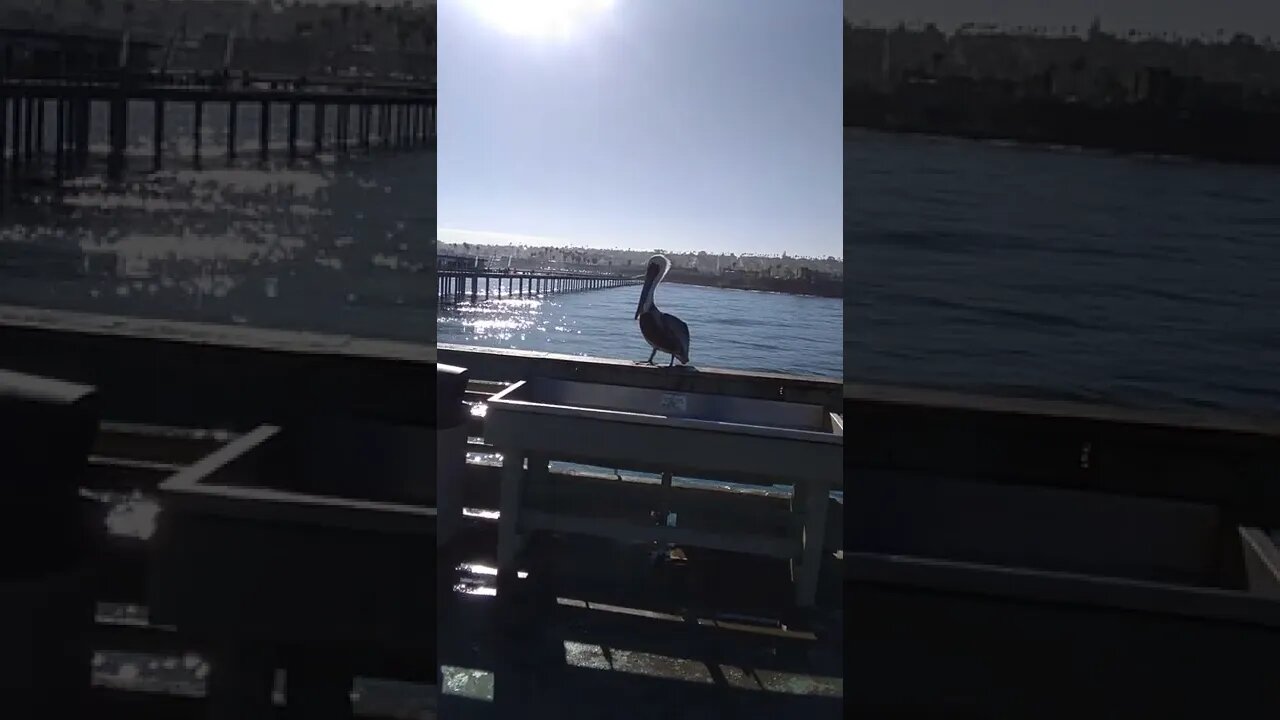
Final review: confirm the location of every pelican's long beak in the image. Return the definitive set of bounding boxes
[634,282,650,319]
[635,262,660,319]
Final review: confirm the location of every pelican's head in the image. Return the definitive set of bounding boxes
[635,254,671,319]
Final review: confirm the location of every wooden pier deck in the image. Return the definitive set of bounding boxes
[437,270,642,305]
[10,302,1276,714]
[0,306,842,719]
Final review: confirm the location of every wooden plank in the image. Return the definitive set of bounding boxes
[95,422,237,465]
[87,684,426,720]
[486,418,838,488]
[845,387,1280,523]
[84,469,837,611]
[848,579,1280,715]
[91,619,188,656]
[87,688,208,720]
[524,484,800,536]
[86,456,179,493]
[845,380,1280,439]
[1240,527,1280,599]
[0,305,435,428]
[459,461,843,551]
[847,552,1280,628]
[90,621,431,685]
[521,510,799,559]
[160,426,436,534]
[440,344,840,412]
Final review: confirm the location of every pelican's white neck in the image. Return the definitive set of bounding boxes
[639,281,656,313]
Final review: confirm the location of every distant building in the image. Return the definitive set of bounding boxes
[438,254,486,272]
[0,26,159,75]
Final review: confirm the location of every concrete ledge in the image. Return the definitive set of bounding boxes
[847,551,1280,628]
[441,343,841,412]
[0,305,435,428]
[845,379,1280,437]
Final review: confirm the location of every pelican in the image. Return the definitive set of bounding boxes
[635,254,690,366]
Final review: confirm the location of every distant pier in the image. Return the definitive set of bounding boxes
[437,270,642,305]
[0,26,435,206]
[0,71,434,186]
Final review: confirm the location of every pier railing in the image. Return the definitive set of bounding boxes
[437,269,643,304]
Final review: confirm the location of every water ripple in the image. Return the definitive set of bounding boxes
[847,131,1280,414]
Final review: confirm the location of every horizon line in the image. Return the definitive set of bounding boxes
[845,18,1274,41]
[439,228,843,260]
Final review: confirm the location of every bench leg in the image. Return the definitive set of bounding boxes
[789,481,807,587]
[795,481,829,608]
[497,451,525,575]
[528,453,549,485]
[205,643,276,720]
[658,471,675,526]
[285,656,354,720]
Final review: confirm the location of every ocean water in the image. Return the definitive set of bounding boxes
[0,101,436,342]
[438,281,843,379]
[847,128,1280,415]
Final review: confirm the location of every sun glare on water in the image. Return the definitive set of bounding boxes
[463,0,616,40]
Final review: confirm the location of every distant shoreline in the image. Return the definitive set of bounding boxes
[665,271,841,299]
[441,254,844,300]
[845,86,1280,167]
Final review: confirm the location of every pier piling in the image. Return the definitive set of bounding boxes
[313,103,325,155]
[52,98,62,184]
[227,100,237,159]
[335,103,344,150]
[10,97,21,178]
[287,101,299,159]
[438,270,641,306]
[152,99,164,168]
[75,98,90,167]
[0,94,7,198]
[108,94,127,179]
[193,100,204,160]
[259,101,270,160]
[34,98,43,158]
[360,104,370,149]
[23,96,33,163]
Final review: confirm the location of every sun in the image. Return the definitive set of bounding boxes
[462,0,616,40]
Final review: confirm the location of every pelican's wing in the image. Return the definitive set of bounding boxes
[663,313,690,360]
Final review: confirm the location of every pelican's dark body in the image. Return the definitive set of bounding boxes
[635,255,690,366]
[638,307,689,365]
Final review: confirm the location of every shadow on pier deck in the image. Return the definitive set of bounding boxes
[439,528,842,719]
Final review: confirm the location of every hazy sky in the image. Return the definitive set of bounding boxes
[439,0,842,258]
[846,0,1280,37]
